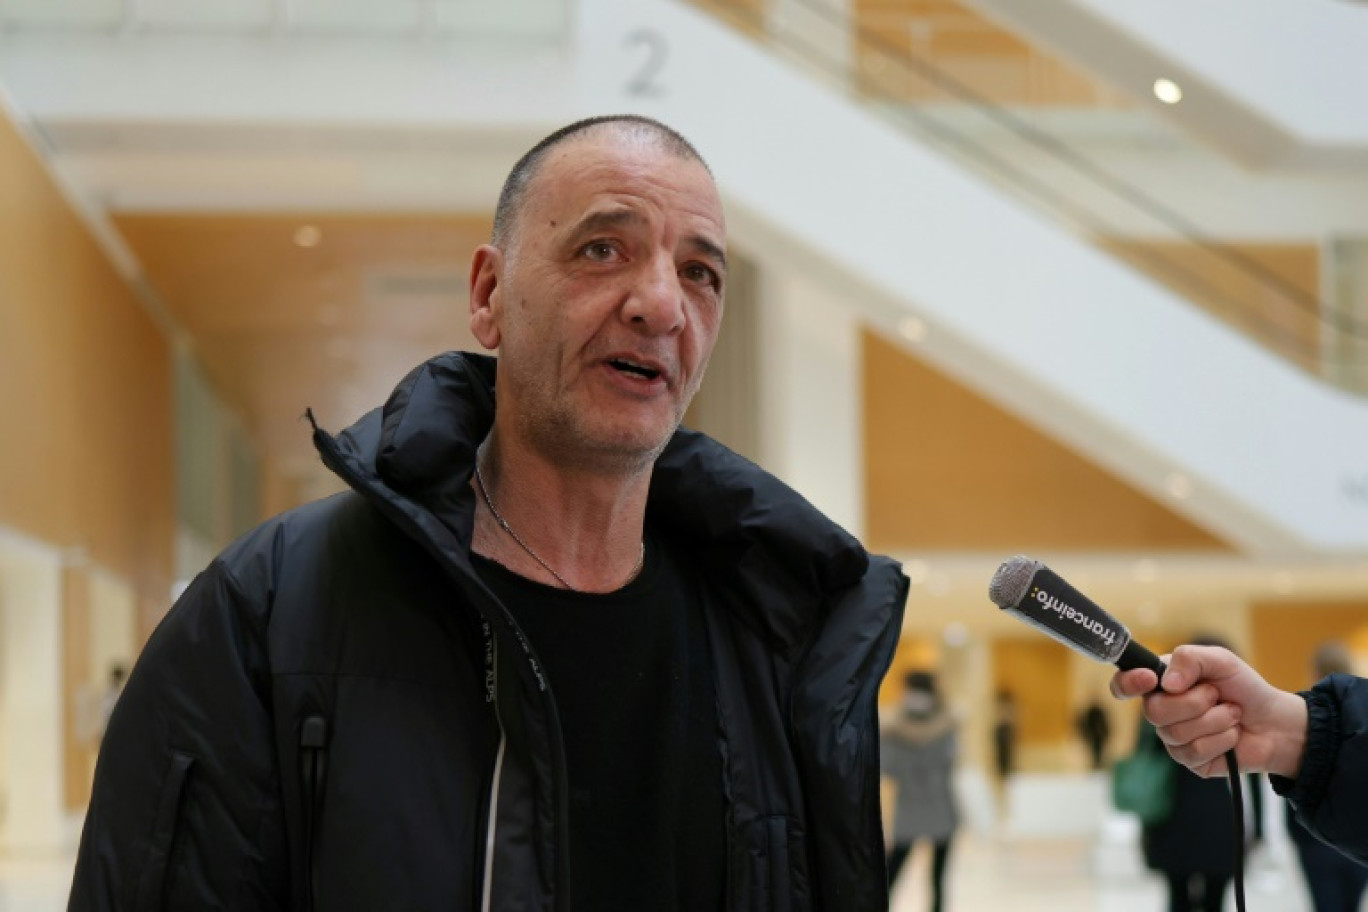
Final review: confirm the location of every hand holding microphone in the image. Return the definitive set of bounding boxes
[1112,644,1309,781]
[989,555,1308,782]
[989,555,1330,911]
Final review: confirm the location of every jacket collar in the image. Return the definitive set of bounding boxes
[322,351,870,652]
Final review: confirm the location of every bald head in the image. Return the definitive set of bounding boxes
[491,115,711,249]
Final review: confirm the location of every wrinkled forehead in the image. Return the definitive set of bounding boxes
[524,130,724,236]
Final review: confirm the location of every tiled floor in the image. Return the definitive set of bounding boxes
[0,831,1327,912]
[889,830,1317,912]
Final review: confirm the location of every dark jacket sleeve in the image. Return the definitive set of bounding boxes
[790,556,908,912]
[1271,673,1368,865]
[68,556,288,911]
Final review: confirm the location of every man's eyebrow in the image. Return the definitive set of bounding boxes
[565,208,645,240]
[687,235,728,275]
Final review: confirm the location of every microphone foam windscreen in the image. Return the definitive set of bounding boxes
[988,555,1039,609]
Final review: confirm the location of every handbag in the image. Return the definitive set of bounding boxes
[1112,728,1177,825]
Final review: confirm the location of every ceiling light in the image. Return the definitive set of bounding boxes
[898,316,928,343]
[1153,78,1183,105]
[294,225,323,248]
[905,560,930,584]
[942,623,969,647]
[1133,559,1159,582]
[1165,472,1193,500]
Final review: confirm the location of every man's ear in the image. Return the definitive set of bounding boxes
[469,244,504,350]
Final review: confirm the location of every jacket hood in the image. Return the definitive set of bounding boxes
[319,351,872,654]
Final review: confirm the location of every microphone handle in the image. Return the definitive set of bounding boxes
[1117,638,1167,682]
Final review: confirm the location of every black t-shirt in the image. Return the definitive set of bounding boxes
[472,531,727,911]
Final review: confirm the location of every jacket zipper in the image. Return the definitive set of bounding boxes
[299,714,329,912]
[481,628,506,912]
[309,414,571,911]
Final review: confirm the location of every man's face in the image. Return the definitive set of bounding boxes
[470,132,727,473]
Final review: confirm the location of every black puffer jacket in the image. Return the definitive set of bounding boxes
[1272,673,1368,865]
[70,352,908,912]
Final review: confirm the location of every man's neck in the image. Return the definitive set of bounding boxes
[471,432,652,593]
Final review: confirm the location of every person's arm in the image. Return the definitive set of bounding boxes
[1111,646,1368,864]
[1267,673,1368,864]
[68,558,289,911]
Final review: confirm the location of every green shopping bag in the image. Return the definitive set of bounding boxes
[1112,729,1177,825]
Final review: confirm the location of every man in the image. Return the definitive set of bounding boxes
[70,116,909,911]
[1112,645,1368,866]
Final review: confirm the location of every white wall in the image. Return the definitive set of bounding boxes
[0,529,66,853]
[756,272,865,538]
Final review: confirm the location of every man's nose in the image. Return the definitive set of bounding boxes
[624,255,686,334]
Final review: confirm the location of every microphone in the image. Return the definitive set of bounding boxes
[988,555,1165,678]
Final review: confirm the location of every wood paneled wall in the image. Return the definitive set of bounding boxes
[992,638,1072,745]
[0,116,174,645]
[862,330,1230,553]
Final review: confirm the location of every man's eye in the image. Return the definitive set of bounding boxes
[682,263,719,288]
[584,241,616,261]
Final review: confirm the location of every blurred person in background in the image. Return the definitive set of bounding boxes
[881,670,960,912]
[1076,698,1111,770]
[1286,641,1367,912]
[97,664,126,742]
[992,689,1016,781]
[1139,635,1262,912]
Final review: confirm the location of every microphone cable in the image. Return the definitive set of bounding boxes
[1227,747,1247,912]
[1154,665,1246,911]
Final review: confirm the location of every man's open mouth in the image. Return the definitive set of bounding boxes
[608,358,662,381]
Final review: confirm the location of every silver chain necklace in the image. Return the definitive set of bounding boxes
[474,458,645,592]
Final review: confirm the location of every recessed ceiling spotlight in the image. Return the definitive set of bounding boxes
[942,623,970,647]
[1153,78,1183,105]
[898,316,928,343]
[1133,559,1159,582]
[1165,472,1194,500]
[294,225,323,248]
[905,559,930,584]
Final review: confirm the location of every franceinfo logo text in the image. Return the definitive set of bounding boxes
[1031,588,1118,647]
